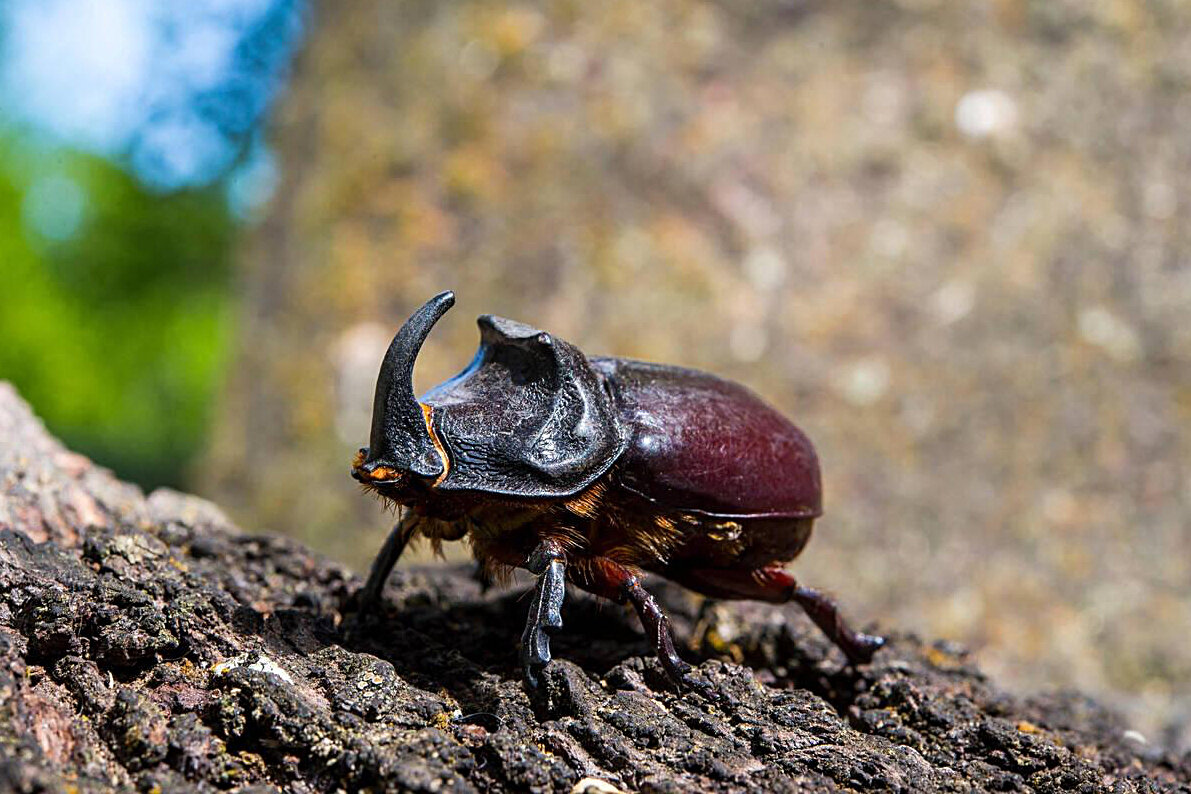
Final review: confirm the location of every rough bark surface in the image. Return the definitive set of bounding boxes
[1,382,1187,793]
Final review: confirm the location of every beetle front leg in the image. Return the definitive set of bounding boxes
[521,539,567,686]
[355,516,416,611]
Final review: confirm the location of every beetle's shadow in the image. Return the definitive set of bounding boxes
[334,564,876,717]
[336,565,677,698]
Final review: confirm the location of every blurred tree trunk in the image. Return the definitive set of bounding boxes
[199,0,1191,747]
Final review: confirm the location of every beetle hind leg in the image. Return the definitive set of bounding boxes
[790,583,885,665]
[669,566,885,666]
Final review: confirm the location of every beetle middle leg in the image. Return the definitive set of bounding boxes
[575,557,702,689]
[667,566,885,665]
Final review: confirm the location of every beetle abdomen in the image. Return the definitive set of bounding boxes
[592,358,822,521]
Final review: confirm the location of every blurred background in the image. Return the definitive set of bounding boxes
[1,0,1188,751]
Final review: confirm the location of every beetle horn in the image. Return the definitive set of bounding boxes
[368,290,455,478]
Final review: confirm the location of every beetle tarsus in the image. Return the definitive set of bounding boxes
[521,541,567,686]
[791,585,885,665]
[845,632,887,665]
[354,518,413,612]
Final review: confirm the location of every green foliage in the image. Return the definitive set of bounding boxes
[0,137,236,489]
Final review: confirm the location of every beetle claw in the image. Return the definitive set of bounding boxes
[655,656,714,695]
[844,632,886,666]
[524,660,546,689]
[654,656,707,694]
[678,670,714,694]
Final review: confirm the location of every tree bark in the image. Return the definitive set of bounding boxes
[2,382,1186,791]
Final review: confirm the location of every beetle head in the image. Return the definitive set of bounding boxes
[352,291,454,495]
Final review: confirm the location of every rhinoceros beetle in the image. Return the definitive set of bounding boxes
[352,291,884,687]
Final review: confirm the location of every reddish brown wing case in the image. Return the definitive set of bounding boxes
[592,358,823,520]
